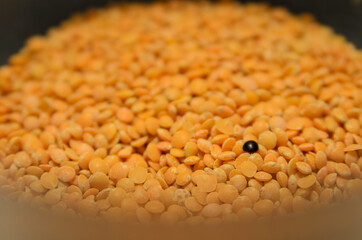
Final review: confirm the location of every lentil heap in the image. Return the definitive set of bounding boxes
[0,1,362,224]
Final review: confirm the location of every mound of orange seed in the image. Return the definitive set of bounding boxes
[0,1,361,224]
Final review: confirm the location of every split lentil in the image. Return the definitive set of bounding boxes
[0,1,361,224]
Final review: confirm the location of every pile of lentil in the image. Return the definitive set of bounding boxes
[0,1,361,224]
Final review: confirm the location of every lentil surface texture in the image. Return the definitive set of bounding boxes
[0,1,362,223]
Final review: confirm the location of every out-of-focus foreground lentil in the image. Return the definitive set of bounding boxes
[0,1,362,224]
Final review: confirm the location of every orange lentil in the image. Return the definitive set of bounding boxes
[89,172,109,191]
[218,184,238,204]
[145,200,165,214]
[44,189,62,205]
[176,172,191,186]
[201,203,222,218]
[197,139,212,153]
[296,162,312,175]
[57,166,76,183]
[170,148,185,158]
[108,188,127,208]
[128,167,147,184]
[184,156,200,166]
[134,186,149,205]
[184,141,198,157]
[278,147,295,160]
[324,173,338,188]
[254,171,272,182]
[215,119,234,135]
[89,158,109,174]
[262,162,281,174]
[217,151,236,161]
[297,175,316,189]
[248,179,263,191]
[269,117,286,131]
[117,178,135,193]
[159,115,173,129]
[40,172,58,190]
[258,131,277,150]
[350,163,361,178]
[241,187,260,203]
[108,163,128,181]
[146,143,161,162]
[229,175,247,192]
[221,137,236,151]
[253,199,274,216]
[185,197,203,213]
[260,183,280,202]
[49,148,68,164]
[14,152,32,168]
[117,108,134,123]
[232,196,253,212]
[276,172,289,188]
[168,204,187,221]
[30,180,46,194]
[238,161,257,178]
[249,153,264,170]
[171,131,190,149]
[335,163,352,178]
[145,118,159,136]
[197,174,217,193]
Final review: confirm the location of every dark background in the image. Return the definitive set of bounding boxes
[0,0,361,65]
